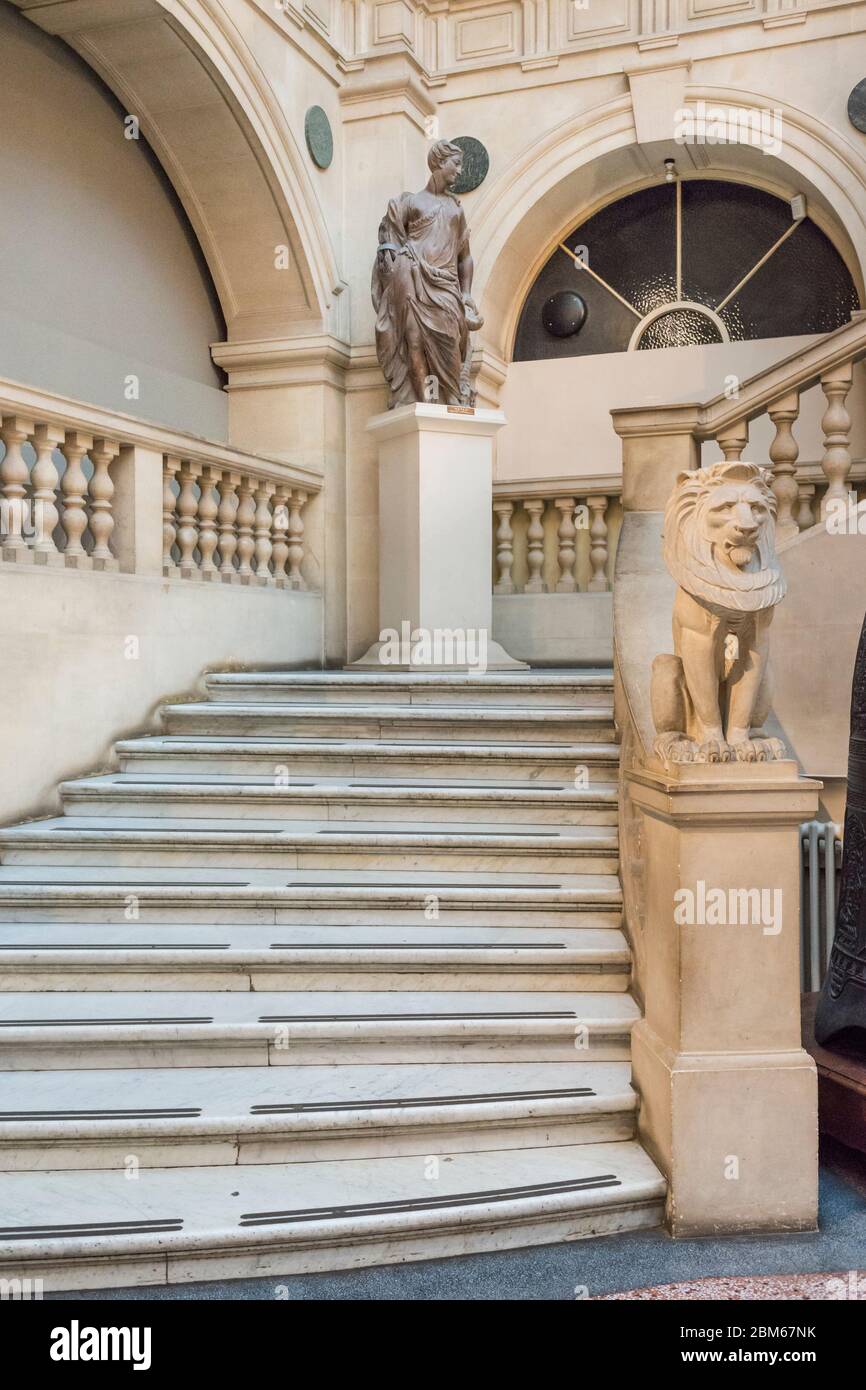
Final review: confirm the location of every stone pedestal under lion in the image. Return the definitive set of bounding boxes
[651,461,788,765]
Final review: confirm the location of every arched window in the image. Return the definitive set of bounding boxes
[514,179,860,361]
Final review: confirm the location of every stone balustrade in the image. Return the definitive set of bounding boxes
[0,379,322,585]
[611,311,866,543]
[492,478,621,595]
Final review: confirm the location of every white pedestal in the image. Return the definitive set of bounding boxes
[353,403,526,671]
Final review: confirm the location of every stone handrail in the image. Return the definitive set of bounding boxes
[612,311,866,540]
[492,475,621,595]
[0,377,322,586]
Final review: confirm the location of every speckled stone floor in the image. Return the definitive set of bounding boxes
[47,1137,866,1301]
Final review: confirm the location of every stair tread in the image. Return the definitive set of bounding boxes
[0,988,640,1024]
[62,771,618,797]
[2,816,618,845]
[0,1140,663,1259]
[0,924,628,951]
[119,736,618,753]
[162,702,613,720]
[0,1060,634,1120]
[0,865,621,889]
[206,670,614,688]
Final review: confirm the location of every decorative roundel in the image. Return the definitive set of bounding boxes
[450,137,489,195]
[542,291,588,338]
[304,106,333,170]
[848,80,866,135]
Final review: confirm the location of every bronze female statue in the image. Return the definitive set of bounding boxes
[371,140,483,408]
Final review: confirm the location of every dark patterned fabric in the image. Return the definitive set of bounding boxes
[816,615,866,1045]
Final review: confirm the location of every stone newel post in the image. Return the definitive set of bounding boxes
[612,406,820,1235]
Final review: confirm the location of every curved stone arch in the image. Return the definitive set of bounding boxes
[472,88,866,365]
[11,0,343,343]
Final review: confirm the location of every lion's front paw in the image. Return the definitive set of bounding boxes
[696,738,732,763]
[653,732,697,765]
[729,736,787,762]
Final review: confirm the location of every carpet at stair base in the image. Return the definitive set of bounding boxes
[596,1271,866,1299]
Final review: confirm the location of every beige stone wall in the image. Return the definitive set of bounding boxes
[0,565,322,826]
[0,2,228,437]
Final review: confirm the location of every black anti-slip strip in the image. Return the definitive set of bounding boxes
[0,1016,213,1027]
[267,942,565,951]
[240,1175,621,1226]
[45,828,284,837]
[313,829,554,838]
[0,944,229,951]
[251,1086,596,1114]
[0,1218,183,1240]
[0,1108,202,1120]
[259,1010,577,1022]
[0,880,249,887]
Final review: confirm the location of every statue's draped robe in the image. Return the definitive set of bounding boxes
[816,612,866,1045]
[371,191,469,407]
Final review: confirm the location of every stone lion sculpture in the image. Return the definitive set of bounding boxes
[651,460,788,764]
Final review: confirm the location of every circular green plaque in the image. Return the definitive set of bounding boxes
[451,136,489,195]
[305,106,333,170]
[848,80,866,135]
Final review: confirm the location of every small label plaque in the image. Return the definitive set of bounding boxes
[447,405,476,416]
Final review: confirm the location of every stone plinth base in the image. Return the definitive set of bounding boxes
[628,758,821,1235]
[352,403,525,671]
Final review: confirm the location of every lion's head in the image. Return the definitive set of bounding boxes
[662,461,787,611]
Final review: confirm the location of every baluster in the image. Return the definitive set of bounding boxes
[89,437,119,568]
[30,423,64,563]
[554,496,578,592]
[162,456,180,575]
[197,465,220,579]
[767,391,800,543]
[253,478,275,584]
[820,363,853,517]
[271,484,290,585]
[524,498,546,593]
[796,481,816,533]
[235,477,256,580]
[493,500,515,594]
[586,494,610,591]
[61,430,93,566]
[0,415,35,560]
[715,419,748,462]
[287,489,308,589]
[176,459,201,577]
[217,472,239,580]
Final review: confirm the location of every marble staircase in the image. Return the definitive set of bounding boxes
[0,670,665,1292]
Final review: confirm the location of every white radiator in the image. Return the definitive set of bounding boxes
[800,819,842,992]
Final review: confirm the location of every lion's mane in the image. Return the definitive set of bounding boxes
[662,461,787,611]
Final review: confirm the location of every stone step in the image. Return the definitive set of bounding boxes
[0,924,631,992]
[0,989,640,1068]
[0,816,619,874]
[204,669,615,708]
[0,1139,665,1292]
[115,735,620,780]
[0,1060,637,1170]
[59,772,620,825]
[159,701,616,743]
[0,866,623,926]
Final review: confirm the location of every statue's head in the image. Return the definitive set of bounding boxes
[663,461,787,610]
[427,140,463,191]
